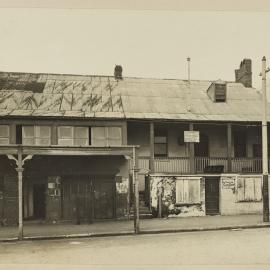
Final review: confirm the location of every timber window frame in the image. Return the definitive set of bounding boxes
[91,126,122,146]
[0,125,10,145]
[175,178,201,204]
[22,125,51,146]
[237,176,262,202]
[57,126,89,146]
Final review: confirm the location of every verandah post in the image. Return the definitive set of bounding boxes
[227,123,232,173]
[189,123,195,174]
[16,146,24,240]
[149,122,155,173]
[133,146,140,234]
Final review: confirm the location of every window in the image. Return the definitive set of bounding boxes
[58,126,89,146]
[22,126,51,145]
[154,128,167,157]
[237,176,262,202]
[215,83,226,102]
[234,130,246,157]
[91,126,122,146]
[0,125,9,144]
[176,178,201,204]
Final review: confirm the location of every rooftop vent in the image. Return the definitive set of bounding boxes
[114,65,123,80]
[207,80,227,103]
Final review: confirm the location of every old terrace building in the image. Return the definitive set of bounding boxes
[0,59,268,228]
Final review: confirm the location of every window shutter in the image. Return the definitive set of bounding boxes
[176,180,184,203]
[91,127,107,146]
[188,179,200,203]
[0,125,9,144]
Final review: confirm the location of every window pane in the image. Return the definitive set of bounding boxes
[58,139,73,146]
[92,138,107,146]
[74,127,88,139]
[58,126,73,139]
[92,127,106,139]
[0,138,9,145]
[108,138,122,146]
[74,138,88,146]
[0,125,9,137]
[108,127,121,138]
[154,136,167,143]
[38,126,51,138]
[23,126,34,138]
[23,138,35,145]
[35,138,51,146]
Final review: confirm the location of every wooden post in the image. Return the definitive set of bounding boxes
[189,123,195,174]
[16,147,24,240]
[227,123,232,173]
[133,146,140,234]
[149,122,155,173]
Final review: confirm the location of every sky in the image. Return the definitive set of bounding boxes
[0,9,270,89]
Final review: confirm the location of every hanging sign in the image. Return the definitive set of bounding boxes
[184,131,200,143]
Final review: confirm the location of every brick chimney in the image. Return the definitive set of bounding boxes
[235,59,252,87]
[114,65,123,80]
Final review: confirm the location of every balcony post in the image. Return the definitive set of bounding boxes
[149,122,155,173]
[227,123,232,173]
[189,123,195,174]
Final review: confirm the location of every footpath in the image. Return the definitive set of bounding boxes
[0,214,269,241]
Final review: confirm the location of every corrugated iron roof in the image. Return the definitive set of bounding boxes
[0,71,266,122]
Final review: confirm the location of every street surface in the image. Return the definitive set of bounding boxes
[1,228,270,269]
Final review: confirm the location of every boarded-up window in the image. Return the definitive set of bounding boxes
[176,178,200,204]
[22,126,51,145]
[58,126,89,146]
[91,127,122,146]
[237,176,262,202]
[0,125,10,144]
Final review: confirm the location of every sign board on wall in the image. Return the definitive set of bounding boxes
[222,177,235,189]
[184,131,200,143]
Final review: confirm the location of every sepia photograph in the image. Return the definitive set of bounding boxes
[1,1,270,269]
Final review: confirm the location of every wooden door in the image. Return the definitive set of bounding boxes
[62,176,92,223]
[33,184,46,219]
[93,181,115,219]
[205,178,220,215]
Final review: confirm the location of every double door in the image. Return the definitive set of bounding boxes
[61,176,115,222]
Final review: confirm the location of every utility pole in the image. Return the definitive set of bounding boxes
[261,56,269,222]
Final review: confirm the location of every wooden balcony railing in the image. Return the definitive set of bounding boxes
[138,156,264,174]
